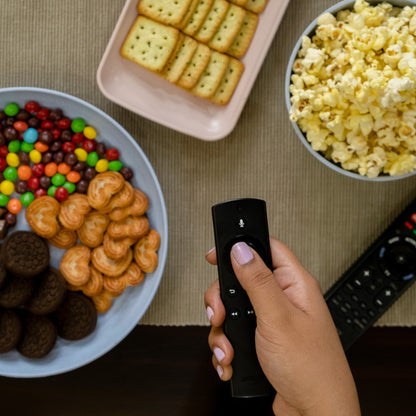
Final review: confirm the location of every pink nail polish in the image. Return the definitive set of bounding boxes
[206,306,214,322]
[214,347,225,363]
[231,242,254,265]
[217,365,223,378]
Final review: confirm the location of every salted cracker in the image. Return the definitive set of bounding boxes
[228,0,248,7]
[227,10,258,58]
[194,0,229,43]
[183,0,215,36]
[162,35,198,83]
[177,0,200,29]
[211,57,244,105]
[121,16,180,72]
[208,4,246,53]
[244,0,268,13]
[138,0,193,25]
[191,50,229,98]
[177,43,211,89]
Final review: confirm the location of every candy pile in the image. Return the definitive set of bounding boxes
[0,101,133,237]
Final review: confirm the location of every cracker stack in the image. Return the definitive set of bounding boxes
[121,0,267,104]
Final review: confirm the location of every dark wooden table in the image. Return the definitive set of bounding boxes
[1,326,416,415]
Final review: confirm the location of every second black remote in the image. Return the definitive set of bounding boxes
[212,198,274,398]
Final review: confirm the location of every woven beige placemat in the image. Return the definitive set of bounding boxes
[1,0,415,326]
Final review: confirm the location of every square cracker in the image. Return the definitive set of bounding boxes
[177,43,211,89]
[194,0,229,43]
[183,0,215,36]
[227,11,258,58]
[208,4,246,53]
[229,0,248,6]
[244,0,268,13]
[177,0,200,29]
[211,57,244,105]
[191,50,229,98]
[162,35,198,83]
[138,0,193,25]
[121,16,180,72]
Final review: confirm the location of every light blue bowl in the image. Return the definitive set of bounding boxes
[285,0,416,181]
[0,87,168,377]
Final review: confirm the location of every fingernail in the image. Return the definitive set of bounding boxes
[214,347,225,363]
[206,247,215,256]
[217,365,224,378]
[231,242,254,265]
[206,306,214,322]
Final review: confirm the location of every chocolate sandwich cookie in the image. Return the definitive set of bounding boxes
[0,247,7,289]
[26,268,67,315]
[2,231,49,278]
[17,313,57,358]
[54,292,97,340]
[0,308,23,353]
[0,274,36,308]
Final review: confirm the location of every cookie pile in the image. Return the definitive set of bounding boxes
[121,0,268,104]
[26,171,160,313]
[0,231,97,358]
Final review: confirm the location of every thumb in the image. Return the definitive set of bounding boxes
[230,241,293,322]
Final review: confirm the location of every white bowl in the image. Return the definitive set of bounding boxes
[285,0,416,181]
[0,87,168,378]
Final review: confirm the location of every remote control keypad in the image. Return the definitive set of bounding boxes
[326,205,416,350]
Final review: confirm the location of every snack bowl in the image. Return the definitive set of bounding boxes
[0,87,168,377]
[285,0,416,181]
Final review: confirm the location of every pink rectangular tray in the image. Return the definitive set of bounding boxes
[97,0,290,141]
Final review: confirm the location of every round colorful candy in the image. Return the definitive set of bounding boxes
[51,173,66,187]
[8,199,22,214]
[8,140,21,153]
[87,151,99,167]
[3,167,18,181]
[29,149,42,164]
[83,126,96,139]
[47,186,58,197]
[4,103,19,117]
[21,142,34,153]
[6,153,19,168]
[63,181,76,194]
[71,118,86,133]
[23,127,38,143]
[0,180,14,195]
[108,160,123,171]
[95,159,108,173]
[74,148,88,162]
[17,165,32,181]
[0,193,9,207]
[54,186,69,202]
[105,148,119,161]
[21,192,35,207]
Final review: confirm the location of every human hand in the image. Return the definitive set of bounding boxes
[205,238,361,416]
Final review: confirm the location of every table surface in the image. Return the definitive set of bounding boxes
[1,325,416,416]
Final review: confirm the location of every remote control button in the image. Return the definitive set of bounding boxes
[236,217,247,229]
[246,308,256,319]
[411,213,416,223]
[226,287,239,297]
[405,221,413,230]
[382,239,416,280]
[365,276,385,294]
[229,309,240,320]
[374,286,396,308]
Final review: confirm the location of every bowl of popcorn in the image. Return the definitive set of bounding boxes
[286,0,416,180]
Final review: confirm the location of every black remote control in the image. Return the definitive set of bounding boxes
[325,197,416,351]
[212,198,274,398]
